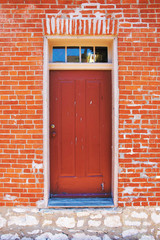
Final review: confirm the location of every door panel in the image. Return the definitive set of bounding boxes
[50,70,112,195]
[60,81,75,176]
[86,80,101,176]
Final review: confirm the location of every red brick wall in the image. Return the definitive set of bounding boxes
[0,0,160,207]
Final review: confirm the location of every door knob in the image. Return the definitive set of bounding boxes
[51,124,55,129]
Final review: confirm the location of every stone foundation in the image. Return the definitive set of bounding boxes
[0,207,160,239]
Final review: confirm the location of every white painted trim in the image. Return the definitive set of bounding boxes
[47,36,115,40]
[112,37,119,207]
[49,63,113,70]
[43,36,50,208]
[43,36,119,208]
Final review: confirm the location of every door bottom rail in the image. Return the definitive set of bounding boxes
[50,193,111,198]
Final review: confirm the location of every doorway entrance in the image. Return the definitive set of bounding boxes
[50,70,112,197]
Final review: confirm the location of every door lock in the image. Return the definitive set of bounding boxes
[50,124,56,137]
[101,182,104,191]
[51,131,56,137]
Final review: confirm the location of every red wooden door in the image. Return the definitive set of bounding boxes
[50,70,112,196]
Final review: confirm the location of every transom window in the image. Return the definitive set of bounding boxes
[52,46,108,63]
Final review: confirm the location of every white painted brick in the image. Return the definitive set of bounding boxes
[72,233,101,240]
[88,220,101,227]
[8,215,39,226]
[103,235,111,240]
[0,216,6,228]
[139,235,155,240]
[1,234,20,240]
[131,211,148,219]
[151,213,160,224]
[122,229,139,238]
[143,221,151,226]
[90,213,102,219]
[28,230,40,235]
[56,217,75,228]
[43,219,52,226]
[13,208,27,213]
[21,238,33,240]
[77,220,84,227]
[104,216,122,227]
[125,220,141,226]
[77,212,89,217]
[36,233,68,240]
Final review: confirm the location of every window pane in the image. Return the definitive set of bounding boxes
[81,47,94,63]
[53,47,65,63]
[67,47,79,62]
[95,47,108,63]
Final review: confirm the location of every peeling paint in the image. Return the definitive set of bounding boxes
[4,195,17,201]
[32,161,43,172]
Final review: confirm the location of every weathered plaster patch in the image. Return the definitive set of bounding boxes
[32,161,43,172]
[36,200,45,208]
[123,187,133,194]
[3,195,17,201]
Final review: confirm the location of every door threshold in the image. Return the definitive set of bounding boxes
[51,193,110,198]
[48,197,114,208]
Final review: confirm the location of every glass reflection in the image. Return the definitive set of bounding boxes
[67,47,79,62]
[53,47,65,62]
[95,47,108,63]
[81,47,94,63]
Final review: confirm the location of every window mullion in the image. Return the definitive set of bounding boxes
[79,47,81,63]
[65,46,67,63]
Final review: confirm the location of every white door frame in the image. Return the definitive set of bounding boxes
[43,36,119,208]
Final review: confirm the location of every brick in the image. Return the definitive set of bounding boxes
[0,0,159,208]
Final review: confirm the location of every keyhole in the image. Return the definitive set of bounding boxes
[101,182,104,191]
